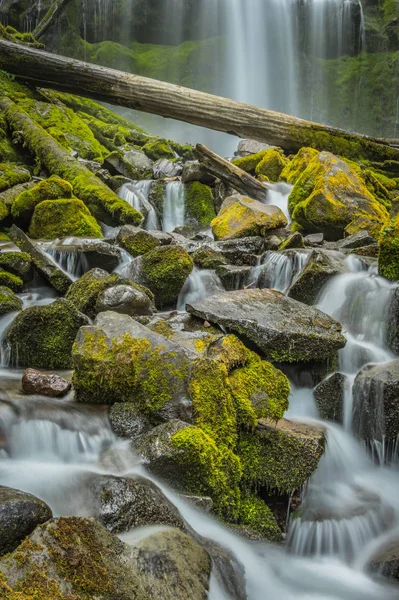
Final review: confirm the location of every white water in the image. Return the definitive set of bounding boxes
[163,181,186,233]
[266,182,293,222]
[250,250,310,293]
[119,181,159,230]
[177,267,224,310]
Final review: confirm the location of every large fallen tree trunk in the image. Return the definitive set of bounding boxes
[0,97,142,227]
[0,40,398,164]
[195,144,269,201]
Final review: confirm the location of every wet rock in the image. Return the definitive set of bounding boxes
[289,152,389,240]
[73,312,192,422]
[238,418,325,492]
[89,474,185,533]
[211,195,288,241]
[264,234,282,250]
[47,239,121,273]
[180,494,214,513]
[103,150,141,179]
[0,485,52,556]
[349,244,379,258]
[338,230,376,249]
[192,246,227,270]
[214,180,238,211]
[0,251,33,282]
[214,236,266,265]
[216,264,252,291]
[0,286,22,316]
[22,368,71,398]
[313,372,347,422]
[304,232,324,247]
[6,299,89,369]
[109,402,152,440]
[369,536,399,581]
[288,249,345,305]
[153,158,182,178]
[117,224,161,257]
[181,160,213,184]
[187,288,346,363]
[278,231,305,250]
[352,359,399,441]
[96,284,153,316]
[0,517,211,600]
[235,139,271,157]
[123,148,153,172]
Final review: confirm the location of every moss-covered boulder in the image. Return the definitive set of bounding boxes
[140,245,193,309]
[211,195,287,241]
[192,246,228,270]
[6,299,88,369]
[280,147,319,184]
[0,163,30,193]
[278,232,305,250]
[255,148,289,182]
[231,149,270,173]
[73,312,192,423]
[142,139,175,161]
[0,271,23,292]
[378,214,399,281]
[184,182,216,228]
[11,175,73,227]
[288,152,390,240]
[95,284,153,317]
[65,268,153,319]
[235,494,282,542]
[117,224,161,257]
[0,252,32,282]
[136,420,242,520]
[0,286,22,316]
[288,249,345,305]
[29,199,103,240]
[238,418,325,493]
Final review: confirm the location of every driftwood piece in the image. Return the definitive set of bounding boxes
[195,144,268,201]
[0,40,398,163]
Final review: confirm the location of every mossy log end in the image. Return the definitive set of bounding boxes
[0,97,142,227]
[195,144,269,201]
[0,40,398,163]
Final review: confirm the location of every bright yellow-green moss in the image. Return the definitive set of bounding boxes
[141,245,193,309]
[142,139,175,161]
[0,127,20,162]
[0,285,22,315]
[237,494,282,541]
[280,147,319,184]
[278,232,305,250]
[184,181,216,228]
[29,199,103,240]
[171,425,242,520]
[119,229,159,257]
[232,149,269,173]
[255,148,289,182]
[378,214,399,281]
[0,270,23,291]
[0,252,31,281]
[207,334,250,371]
[12,175,73,224]
[0,163,30,193]
[363,169,395,209]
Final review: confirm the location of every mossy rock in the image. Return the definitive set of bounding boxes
[0,252,32,282]
[184,181,216,228]
[255,148,289,182]
[236,494,282,542]
[288,151,390,240]
[65,268,153,319]
[211,195,287,241]
[378,214,399,281]
[117,225,160,258]
[280,147,319,184]
[288,249,345,305]
[0,286,22,315]
[0,163,30,193]
[238,419,325,493]
[11,175,73,226]
[142,139,175,161]
[0,128,21,163]
[6,299,88,369]
[29,199,103,240]
[0,270,23,292]
[278,232,305,250]
[231,149,270,173]
[191,246,228,269]
[140,245,193,309]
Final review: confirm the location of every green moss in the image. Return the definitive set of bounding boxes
[0,163,30,193]
[278,232,305,250]
[0,252,32,281]
[378,214,399,281]
[255,148,288,182]
[237,494,282,541]
[191,246,227,269]
[0,270,23,291]
[29,199,103,240]
[142,139,175,161]
[0,285,22,315]
[119,229,159,257]
[6,299,87,369]
[141,245,193,309]
[171,425,242,520]
[184,181,216,228]
[12,176,73,225]
[0,128,21,162]
[232,150,269,173]
[280,147,319,184]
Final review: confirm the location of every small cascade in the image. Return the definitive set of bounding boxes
[163,181,186,233]
[43,247,88,280]
[119,181,159,230]
[266,182,293,221]
[250,250,309,293]
[177,267,224,310]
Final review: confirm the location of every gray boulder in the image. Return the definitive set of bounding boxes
[313,372,347,422]
[369,537,399,581]
[216,265,252,291]
[187,288,346,363]
[109,402,152,440]
[0,485,52,556]
[181,160,213,184]
[338,230,376,249]
[304,232,324,247]
[124,148,153,172]
[45,239,121,273]
[235,139,271,157]
[153,158,182,178]
[288,249,345,305]
[96,284,153,316]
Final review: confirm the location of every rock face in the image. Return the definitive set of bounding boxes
[314,372,347,422]
[89,474,185,533]
[288,249,345,305]
[288,152,389,240]
[95,284,153,316]
[73,311,192,422]
[187,288,346,363]
[352,360,399,440]
[22,368,71,397]
[378,213,399,281]
[6,299,89,369]
[0,485,52,557]
[211,195,287,241]
[0,251,33,282]
[0,517,211,600]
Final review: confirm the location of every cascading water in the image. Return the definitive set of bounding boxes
[119,181,159,230]
[250,250,309,292]
[163,181,186,233]
[177,266,224,310]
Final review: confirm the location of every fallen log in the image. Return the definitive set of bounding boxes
[0,97,142,227]
[195,144,268,201]
[0,40,398,164]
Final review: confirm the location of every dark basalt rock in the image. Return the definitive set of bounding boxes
[0,485,52,557]
[22,368,71,397]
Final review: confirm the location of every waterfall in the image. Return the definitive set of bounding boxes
[250,250,309,293]
[119,181,159,230]
[177,267,224,310]
[163,181,186,233]
[266,182,293,222]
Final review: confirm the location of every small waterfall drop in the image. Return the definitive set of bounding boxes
[177,267,224,310]
[266,182,293,221]
[119,181,159,230]
[250,250,309,293]
[163,181,186,233]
